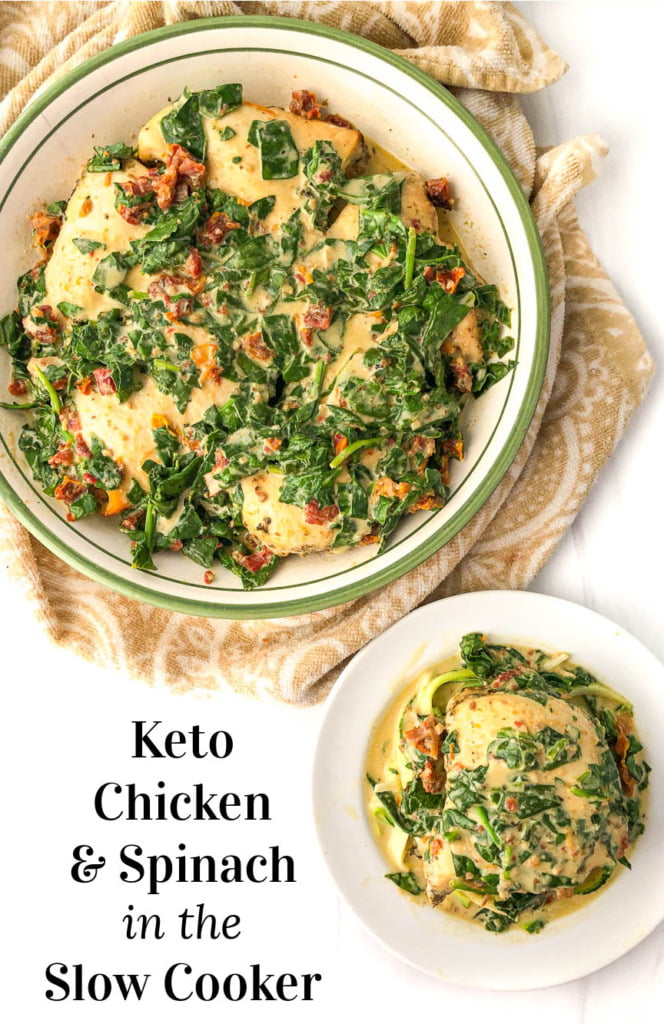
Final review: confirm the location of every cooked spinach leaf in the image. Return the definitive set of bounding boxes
[385,872,422,895]
[160,86,207,161]
[86,142,133,172]
[248,119,299,180]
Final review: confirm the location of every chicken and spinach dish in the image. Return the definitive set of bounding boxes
[366,634,649,934]
[0,85,513,588]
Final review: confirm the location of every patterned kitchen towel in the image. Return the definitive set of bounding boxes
[0,2,654,703]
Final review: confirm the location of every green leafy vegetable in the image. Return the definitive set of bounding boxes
[73,237,104,254]
[216,126,237,141]
[199,83,242,118]
[385,872,422,895]
[160,87,207,161]
[248,119,299,180]
[86,143,134,172]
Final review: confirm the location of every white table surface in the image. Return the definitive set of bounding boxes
[1,3,662,1020]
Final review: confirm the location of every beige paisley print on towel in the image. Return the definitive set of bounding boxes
[0,2,654,704]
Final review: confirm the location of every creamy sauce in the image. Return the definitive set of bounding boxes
[322,313,389,393]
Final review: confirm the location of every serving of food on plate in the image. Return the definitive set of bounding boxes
[0,82,513,589]
[313,591,663,988]
[366,632,649,935]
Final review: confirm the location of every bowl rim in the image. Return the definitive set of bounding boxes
[0,15,550,619]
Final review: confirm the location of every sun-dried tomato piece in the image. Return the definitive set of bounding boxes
[491,669,522,689]
[442,437,464,460]
[438,267,466,293]
[74,434,92,458]
[408,495,443,513]
[30,208,61,254]
[404,715,443,758]
[149,144,206,211]
[372,477,412,501]
[114,177,155,223]
[614,714,637,797]
[23,313,58,345]
[424,265,466,293]
[333,433,348,457]
[168,299,194,321]
[93,367,116,395]
[48,444,74,467]
[289,89,324,120]
[425,177,454,209]
[303,499,340,525]
[7,379,28,396]
[54,477,88,505]
[183,246,203,278]
[116,204,144,225]
[121,508,145,532]
[212,448,229,471]
[63,410,81,434]
[234,546,273,573]
[326,112,354,129]
[289,90,354,129]
[36,303,57,322]
[303,303,333,330]
[127,177,153,197]
[198,210,241,247]
[242,331,273,362]
[421,759,445,794]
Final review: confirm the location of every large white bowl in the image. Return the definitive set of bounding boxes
[312,591,664,989]
[0,17,549,618]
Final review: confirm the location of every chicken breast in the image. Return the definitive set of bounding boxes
[446,308,483,363]
[241,470,337,557]
[44,159,152,320]
[424,690,629,904]
[138,100,364,232]
[400,171,439,235]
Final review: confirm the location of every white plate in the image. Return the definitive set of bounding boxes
[0,16,548,618]
[312,590,664,989]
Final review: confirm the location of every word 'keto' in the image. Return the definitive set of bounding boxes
[131,721,232,760]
